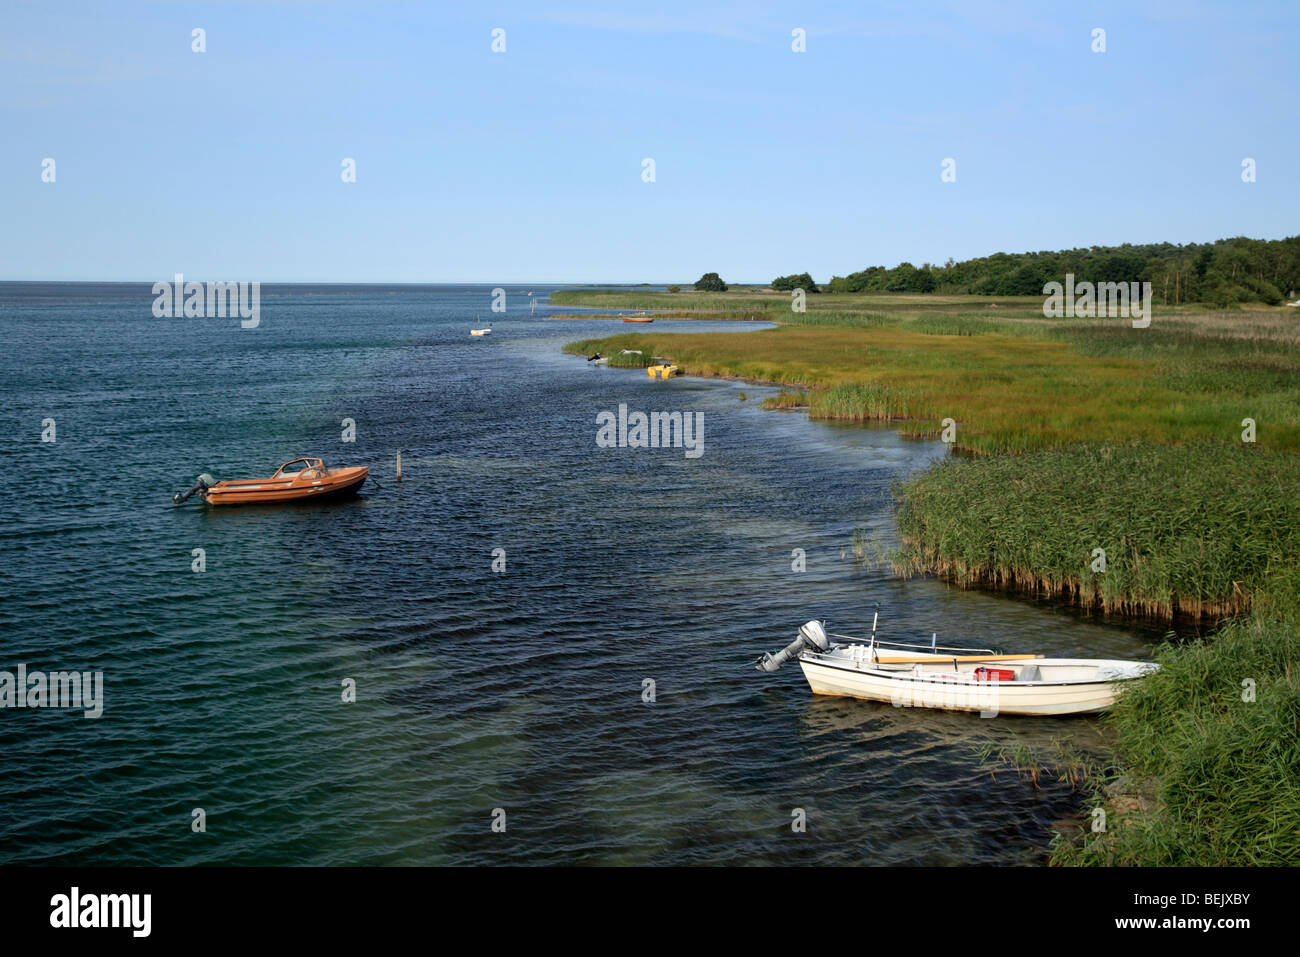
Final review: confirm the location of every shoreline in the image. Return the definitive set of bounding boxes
[557,288,1300,866]
[544,312,770,322]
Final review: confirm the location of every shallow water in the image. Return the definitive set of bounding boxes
[0,283,1154,865]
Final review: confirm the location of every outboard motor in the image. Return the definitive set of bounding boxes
[172,473,216,505]
[756,620,830,673]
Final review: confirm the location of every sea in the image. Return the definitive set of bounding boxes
[0,283,1155,865]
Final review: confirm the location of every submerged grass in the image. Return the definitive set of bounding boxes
[762,388,809,410]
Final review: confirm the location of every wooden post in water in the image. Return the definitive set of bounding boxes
[396,450,403,482]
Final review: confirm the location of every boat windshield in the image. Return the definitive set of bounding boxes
[273,458,322,477]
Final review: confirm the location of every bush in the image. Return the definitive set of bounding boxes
[772,272,819,293]
[694,272,728,292]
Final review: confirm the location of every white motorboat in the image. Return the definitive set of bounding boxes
[470,327,491,336]
[756,618,1157,716]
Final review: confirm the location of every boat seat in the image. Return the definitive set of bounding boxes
[1019,665,1041,681]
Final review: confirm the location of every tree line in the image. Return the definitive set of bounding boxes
[779,236,1300,306]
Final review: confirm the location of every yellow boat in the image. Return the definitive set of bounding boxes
[647,362,680,379]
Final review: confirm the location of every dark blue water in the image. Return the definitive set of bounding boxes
[0,283,1152,865]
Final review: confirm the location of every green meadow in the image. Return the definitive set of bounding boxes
[560,289,1300,454]
[561,286,1300,865]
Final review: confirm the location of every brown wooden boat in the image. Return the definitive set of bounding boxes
[621,315,654,323]
[173,458,367,506]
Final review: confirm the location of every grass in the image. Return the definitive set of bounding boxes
[550,287,783,312]
[1051,609,1300,865]
[558,291,1300,455]
[548,310,772,321]
[565,323,1300,454]
[762,388,809,410]
[893,442,1300,622]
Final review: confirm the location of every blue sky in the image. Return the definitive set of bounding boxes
[3,1,1296,282]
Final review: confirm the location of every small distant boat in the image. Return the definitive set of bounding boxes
[470,327,491,336]
[756,617,1157,716]
[172,457,368,506]
[622,314,653,323]
[648,362,680,379]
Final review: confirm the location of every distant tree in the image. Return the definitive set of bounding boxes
[694,272,728,292]
[772,272,819,292]
[1082,254,1146,286]
[827,236,1300,304]
[667,285,681,293]
[884,262,917,292]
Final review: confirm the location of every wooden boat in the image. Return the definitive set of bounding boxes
[621,313,654,323]
[756,619,1157,716]
[173,458,367,506]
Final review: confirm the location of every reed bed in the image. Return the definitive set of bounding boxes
[895,442,1300,863]
[548,310,772,321]
[893,443,1300,622]
[1051,610,1300,865]
[562,302,1300,454]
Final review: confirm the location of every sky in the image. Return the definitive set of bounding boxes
[2,0,1297,283]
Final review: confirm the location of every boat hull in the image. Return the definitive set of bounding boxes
[797,656,1140,716]
[201,467,368,506]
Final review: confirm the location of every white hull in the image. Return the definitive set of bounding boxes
[797,650,1152,716]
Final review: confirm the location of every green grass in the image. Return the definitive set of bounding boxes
[550,287,782,312]
[559,293,1300,455]
[891,441,1300,864]
[1051,609,1300,865]
[762,388,809,410]
[549,309,772,321]
[893,442,1300,621]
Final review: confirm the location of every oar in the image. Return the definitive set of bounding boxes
[871,653,1043,664]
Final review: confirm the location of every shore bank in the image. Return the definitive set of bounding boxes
[545,310,770,321]
[560,287,1300,865]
